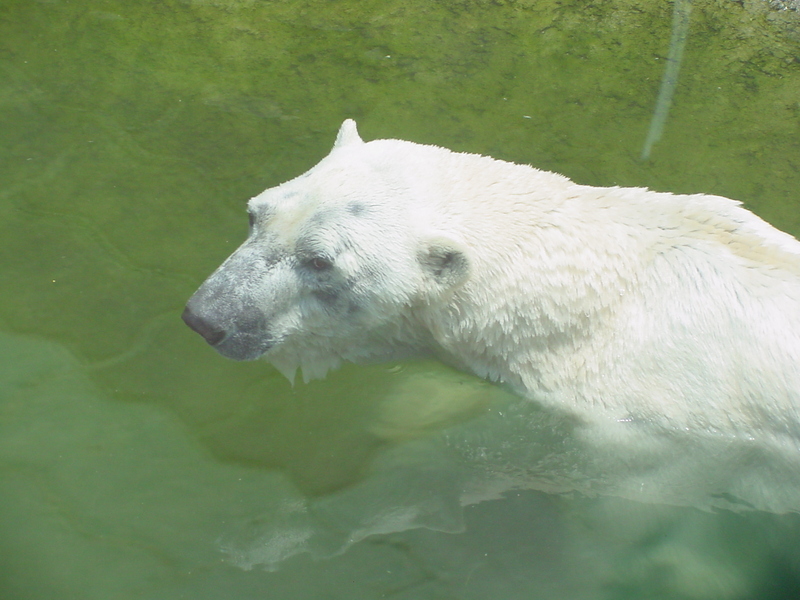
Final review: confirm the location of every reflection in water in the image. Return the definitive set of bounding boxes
[641,0,693,160]
[216,368,800,572]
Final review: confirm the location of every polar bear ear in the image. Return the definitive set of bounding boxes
[418,236,471,297]
[333,119,364,148]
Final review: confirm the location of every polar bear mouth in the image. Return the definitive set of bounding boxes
[215,334,276,361]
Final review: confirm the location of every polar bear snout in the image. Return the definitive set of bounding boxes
[182,291,275,361]
[182,305,226,347]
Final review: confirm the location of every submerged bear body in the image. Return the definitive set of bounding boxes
[184,120,800,447]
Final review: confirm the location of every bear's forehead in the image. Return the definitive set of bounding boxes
[251,188,316,234]
[248,182,378,249]
[250,187,369,217]
[245,147,419,248]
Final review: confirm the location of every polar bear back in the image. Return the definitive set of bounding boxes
[346,138,800,439]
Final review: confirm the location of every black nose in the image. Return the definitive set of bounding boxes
[182,306,227,346]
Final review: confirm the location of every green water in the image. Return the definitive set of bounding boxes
[2,0,800,598]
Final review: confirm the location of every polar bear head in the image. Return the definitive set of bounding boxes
[182,120,471,382]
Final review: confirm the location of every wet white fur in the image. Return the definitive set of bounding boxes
[250,120,800,445]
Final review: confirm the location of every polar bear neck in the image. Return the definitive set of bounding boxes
[403,150,643,398]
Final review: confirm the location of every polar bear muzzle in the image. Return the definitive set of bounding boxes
[182,298,275,361]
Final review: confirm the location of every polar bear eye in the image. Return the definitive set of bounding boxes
[247,211,256,229]
[307,256,333,271]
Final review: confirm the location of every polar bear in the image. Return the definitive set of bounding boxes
[183,120,800,445]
